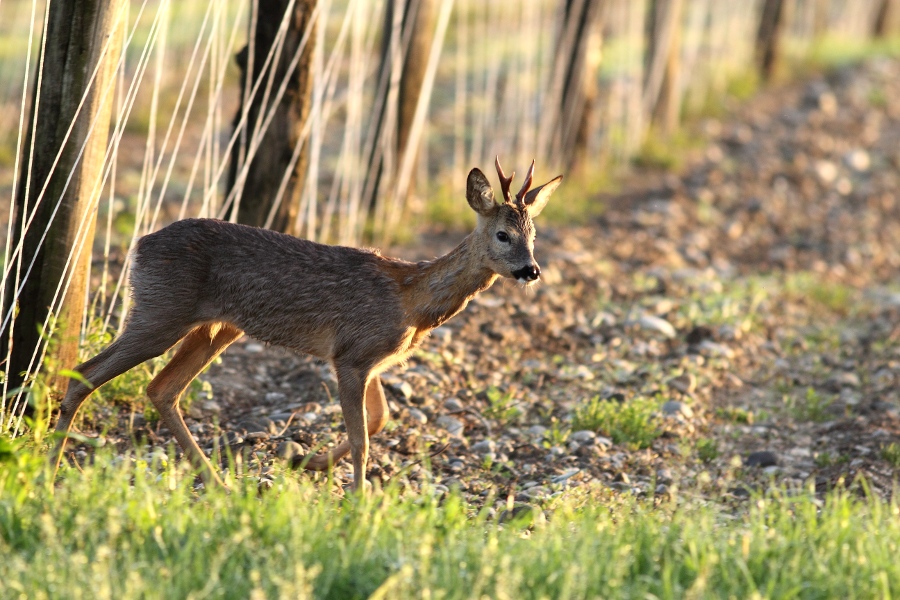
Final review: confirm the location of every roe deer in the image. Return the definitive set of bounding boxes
[50,159,562,491]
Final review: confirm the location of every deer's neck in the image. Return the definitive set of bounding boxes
[403,235,497,331]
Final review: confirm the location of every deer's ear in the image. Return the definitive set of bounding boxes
[523,175,563,217]
[466,168,497,216]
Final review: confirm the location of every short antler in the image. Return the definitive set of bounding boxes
[494,156,514,204]
[514,160,535,209]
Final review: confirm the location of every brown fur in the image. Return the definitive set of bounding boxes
[49,163,562,491]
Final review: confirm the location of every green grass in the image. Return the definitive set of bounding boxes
[572,395,663,450]
[2,447,900,598]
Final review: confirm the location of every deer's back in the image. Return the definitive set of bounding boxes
[131,219,410,362]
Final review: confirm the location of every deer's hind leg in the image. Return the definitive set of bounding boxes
[145,323,242,487]
[51,322,192,476]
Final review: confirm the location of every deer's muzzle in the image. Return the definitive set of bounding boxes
[512,264,541,282]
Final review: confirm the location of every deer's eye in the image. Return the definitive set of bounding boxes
[496,231,510,243]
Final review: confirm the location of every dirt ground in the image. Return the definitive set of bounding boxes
[69,58,900,508]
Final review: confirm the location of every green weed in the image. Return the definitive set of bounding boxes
[482,386,523,425]
[880,443,900,467]
[572,395,662,450]
[696,438,720,463]
[787,387,834,423]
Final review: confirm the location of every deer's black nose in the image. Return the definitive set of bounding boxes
[512,264,541,282]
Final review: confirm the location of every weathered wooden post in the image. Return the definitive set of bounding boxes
[227,0,319,235]
[2,0,126,415]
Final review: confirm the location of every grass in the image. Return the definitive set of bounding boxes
[572,395,663,450]
[2,447,900,598]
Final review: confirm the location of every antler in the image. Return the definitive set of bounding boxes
[514,160,535,209]
[495,156,514,204]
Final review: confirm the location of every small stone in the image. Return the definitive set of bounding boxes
[685,325,715,345]
[436,416,465,438]
[827,371,860,390]
[655,484,669,495]
[614,472,631,484]
[498,503,545,526]
[632,315,677,339]
[444,398,464,412]
[526,425,548,438]
[656,468,673,484]
[244,342,264,353]
[388,381,414,400]
[570,430,597,444]
[729,485,752,498]
[265,391,287,403]
[408,408,428,424]
[430,327,453,345]
[276,441,303,460]
[245,432,270,443]
[814,160,838,184]
[520,486,549,500]
[745,450,778,468]
[595,436,613,449]
[471,440,496,456]
[201,400,222,415]
[551,468,580,484]
[662,401,694,419]
[844,149,870,172]
[697,340,734,359]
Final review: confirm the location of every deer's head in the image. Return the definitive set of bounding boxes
[465,158,563,285]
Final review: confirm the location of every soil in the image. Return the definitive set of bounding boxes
[66,57,900,507]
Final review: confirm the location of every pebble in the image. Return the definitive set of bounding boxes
[244,342,264,353]
[245,432,270,443]
[526,425,548,438]
[408,408,428,424]
[631,315,677,339]
[520,486,549,500]
[470,440,496,456]
[265,391,287,403]
[570,430,597,444]
[697,340,734,359]
[745,450,779,468]
[595,436,613,449]
[827,371,860,389]
[388,381,414,400]
[430,327,453,345]
[656,468,674,484]
[436,416,465,438]
[844,148,871,172]
[498,503,545,526]
[662,401,694,419]
[276,441,303,460]
[551,468,580,484]
[444,398,464,412]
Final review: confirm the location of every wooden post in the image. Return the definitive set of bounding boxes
[756,0,786,82]
[643,0,684,136]
[362,0,439,241]
[548,0,605,170]
[873,0,898,38]
[2,0,126,412]
[227,0,318,235]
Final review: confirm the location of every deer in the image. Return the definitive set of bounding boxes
[50,158,562,492]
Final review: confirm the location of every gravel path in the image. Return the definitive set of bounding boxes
[73,58,900,508]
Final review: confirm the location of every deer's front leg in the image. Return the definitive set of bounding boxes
[335,364,369,492]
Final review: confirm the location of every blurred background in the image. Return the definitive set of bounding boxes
[0,0,898,429]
